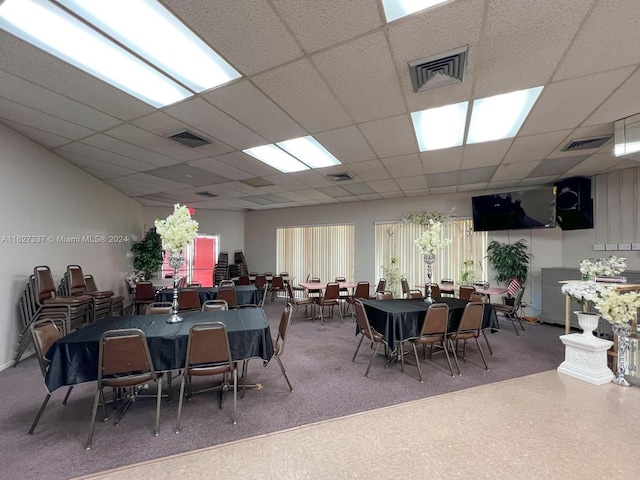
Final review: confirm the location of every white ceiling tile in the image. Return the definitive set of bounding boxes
[81,134,179,167]
[79,166,121,180]
[396,176,428,191]
[520,67,635,135]
[457,182,489,192]
[203,80,305,143]
[104,177,167,195]
[55,143,156,172]
[519,176,558,186]
[188,157,254,181]
[164,0,302,75]
[420,148,463,174]
[273,0,381,53]
[312,32,405,122]
[504,131,572,163]
[1,120,71,148]
[297,189,333,200]
[214,151,281,177]
[492,161,540,182]
[461,140,512,169]
[262,174,309,191]
[165,98,267,150]
[314,126,376,164]
[346,160,390,182]
[57,150,139,176]
[565,152,632,176]
[547,124,615,159]
[360,115,417,158]
[290,170,334,188]
[367,179,401,193]
[275,191,310,202]
[426,186,455,195]
[357,194,382,201]
[0,97,94,139]
[584,69,640,126]
[105,124,206,161]
[554,0,640,81]
[379,154,423,178]
[125,173,193,190]
[380,191,405,199]
[252,58,352,132]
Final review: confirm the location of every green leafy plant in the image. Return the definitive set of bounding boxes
[131,227,164,280]
[486,239,530,285]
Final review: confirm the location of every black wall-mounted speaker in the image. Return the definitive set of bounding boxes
[554,176,591,212]
[556,199,594,230]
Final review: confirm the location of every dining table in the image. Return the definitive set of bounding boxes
[44,309,274,393]
[156,285,259,306]
[416,283,508,300]
[359,297,499,351]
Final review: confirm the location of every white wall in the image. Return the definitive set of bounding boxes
[0,123,143,370]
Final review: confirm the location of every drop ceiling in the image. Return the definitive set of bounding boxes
[1,0,640,211]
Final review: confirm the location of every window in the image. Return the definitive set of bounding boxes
[161,234,219,287]
[276,224,354,284]
[375,219,487,289]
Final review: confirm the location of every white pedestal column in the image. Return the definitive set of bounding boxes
[557,333,614,385]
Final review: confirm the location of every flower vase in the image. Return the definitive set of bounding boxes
[575,311,599,337]
[612,324,632,386]
[167,252,185,323]
[423,253,436,304]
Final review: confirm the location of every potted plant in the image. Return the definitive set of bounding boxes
[131,227,164,280]
[486,239,530,302]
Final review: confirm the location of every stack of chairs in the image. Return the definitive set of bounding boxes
[60,265,114,321]
[84,274,124,316]
[213,251,229,286]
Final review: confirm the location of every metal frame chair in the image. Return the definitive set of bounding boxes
[202,299,228,311]
[492,287,526,335]
[145,302,173,315]
[178,287,201,312]
[217,285,238,309]
[448,302,489,375]
[352,299,387,378]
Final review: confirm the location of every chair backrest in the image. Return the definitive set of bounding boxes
[257,284,269,308]
[275,304,293,357]
[134,282,156,302]
[84,275,99,293]
[441,278,454,285]
[145,302,173,315]
[353,281,370,299]
[426,284,441,298]
[66,265,87,295]
[457,302,485,334]
[323,282,340,301]
[202,299,228,311]
[254,275,267,289]
[188,282,202,287]
[217,286,237,308]
[178,288,201,311]
[354,299,378,340]
[420,303,449,337]
[263,272,274,278]
[514,286,525,306]
[474,280,490,288]
[458,285,476,301]
[184,322,233,371]
[99,329,156,382]
[335,276,346,282]
[469,292,488,303]
[34,266,58,303]
[407,291,422,299]
[310,277,321,283]
[177,276,188,288]
[272,276,285,288]
[280,272,289,277]
[30,318,65,377]
[376,291,394,300]
[375,278,386,293]
[219,279,235,287]
[401,277,409,296]
[237,275,251,285]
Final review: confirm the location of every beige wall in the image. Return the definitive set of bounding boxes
[0,123,143,369]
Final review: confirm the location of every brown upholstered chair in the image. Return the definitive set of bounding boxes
[217,285,237,308]
[317,282,342,324]
[370,278,386,299]
[175,322,237,433]
[492,286,526,335]
[145,302,173,315]
[202,299,229,311]
[352,299,386,378]
[307,277,322,300]
[178,288,201,312]
[85,274,124,316]
[237,275,251,285]
[400,303,454,381]
[425,283,441,299]
[66,265,112,320]
[400,277,410,298]
[285,282,315,321]
[407,290,423,299]
[458,285,476,301]
[376,290,394,300]
[219,279,235,287]
[469,292,488,303]
[132,281,156,315]
[254,275,267,293]
[86,329,162,449]
[28,318,74,434]
[270,275,287,303]
[346,281,370,317]
[448,302,488,375]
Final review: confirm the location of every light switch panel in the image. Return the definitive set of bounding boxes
[632,243,640,251]
[618,243,631,251]
[605,243,618,251]
[593,244,605,251]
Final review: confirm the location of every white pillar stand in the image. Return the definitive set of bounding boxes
[557,333,614,385]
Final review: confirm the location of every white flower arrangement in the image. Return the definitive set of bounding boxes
[579,255,627,277]
[594,287,640,326]
[561,281,608,313]
[415,220,452,255]
[154,204,199,253]
[403,210,448,226]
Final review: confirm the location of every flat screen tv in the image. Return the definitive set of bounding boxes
[472,188,556,232]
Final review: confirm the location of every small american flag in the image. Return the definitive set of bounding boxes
[507,278,521,297]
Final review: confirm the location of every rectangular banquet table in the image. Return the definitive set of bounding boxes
[359,297,499,348]
[45,309,274,392]
[156,285,259,306]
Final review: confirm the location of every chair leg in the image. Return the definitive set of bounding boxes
[481,330,494,355]
[352,335,365,362]
[508,314,521,336]
[364,342,382,378]
[61,386,74,405]
[275,356,293,392]
[154,376,162,436]
[85,387,103,450]
[241,360,248,399]
[411,342,423,383]
[231,369,237,425]
[475,337,489,370]
[28,393,52,434]
[441,340,455,377]
[448,338,461,376]
[175,374,187,433]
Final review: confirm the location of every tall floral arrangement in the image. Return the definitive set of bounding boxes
[381,257,402,298]
[561,281,607,313]
[415,220,452,255]
[154,204,199,253]
[579,255,626,279]
[594,288,640,327]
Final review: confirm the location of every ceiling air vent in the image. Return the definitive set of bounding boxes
[167,130,211,148]
[195,191,217,198]
[409,45,468,93]
[327,173,353,182]
[241,177,275,188]
[561,136,613,152]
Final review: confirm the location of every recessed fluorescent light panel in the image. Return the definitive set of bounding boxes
[382,0,451,22]
[277,136,341,169]
[467,86,543,144]
[244,136,341,173]
[0,0,240,108]
[411,102,468,152]
[244,144,310,174]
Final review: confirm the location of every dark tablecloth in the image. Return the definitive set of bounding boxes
[360,297,498,347]
[45,309,274,392]
[156,285,259,306]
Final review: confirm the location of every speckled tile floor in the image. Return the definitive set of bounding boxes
[76,370,640,480]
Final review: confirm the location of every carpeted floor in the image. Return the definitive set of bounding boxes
[0,299,566,480]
